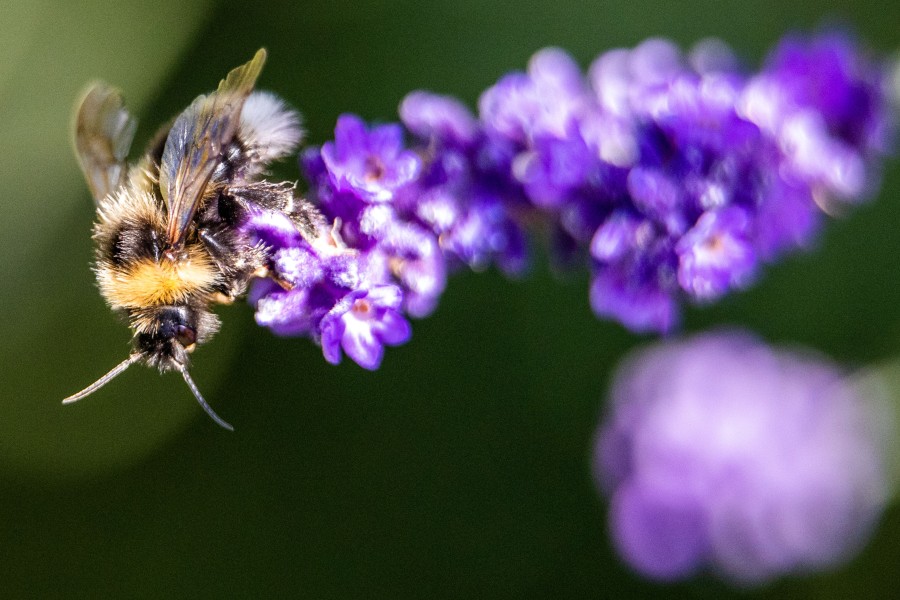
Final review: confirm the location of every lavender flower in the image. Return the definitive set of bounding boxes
[675,207,756,300]
[320,114,421,203]
[479,48,591,143]
[248,31,896,367]
[320,284,411,370]
[594,331,894,583]
[398,92,530,276]
[739,32,895,201]
[242,191,414,367]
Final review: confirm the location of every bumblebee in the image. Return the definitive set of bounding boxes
[65,49,322,429]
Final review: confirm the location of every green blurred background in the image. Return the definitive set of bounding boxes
[1,0,899,597]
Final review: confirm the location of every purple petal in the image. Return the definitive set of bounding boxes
[341,315,385,370]
[590,212,645,262]
[676,207,756,300]
[255,289,316,337]
[529,47,586,95]
[372,309,412,346]
[514,136,595,209]
[627,167,685,235]
[590,267,679,334]
[272,246,324,288]
[332,113,368,161]
[400,91,478,146]
[610,480,708,581]
[300,146,327,181]
[364,284,404,310]
[384,151,423,189]
[319,313,345,365]
[241,208,302,249]
[367,123,405,159]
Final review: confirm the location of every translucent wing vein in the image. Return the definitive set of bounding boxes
[73,82,138,203]
[159,48,267,249]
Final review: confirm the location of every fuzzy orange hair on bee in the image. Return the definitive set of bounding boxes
[66,49,322,429]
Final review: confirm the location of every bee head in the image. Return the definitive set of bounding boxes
[135,306,202,370]
[62,306,231,430]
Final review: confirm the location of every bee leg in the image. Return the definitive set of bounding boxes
[274,276,294,291]
[224,184,326,242]
[212,292,236,305]
[228,182,294,212]
[198,225,265,276]
[198,226,266,296]
[286,197,326,239]
[197,227,233,264]
[251,266,294,291]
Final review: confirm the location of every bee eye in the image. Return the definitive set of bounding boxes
[176,324,197,347]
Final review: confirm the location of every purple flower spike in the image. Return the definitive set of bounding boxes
[320,285,412,370]
[321,114,422,203]
[594,331,893,584]
[255,31,895,351]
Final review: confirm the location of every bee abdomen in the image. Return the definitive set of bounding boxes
[96,245,219,311]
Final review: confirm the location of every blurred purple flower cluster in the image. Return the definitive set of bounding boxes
[594,331,894,583]
[250,31,895,367]
[482,32,894,332]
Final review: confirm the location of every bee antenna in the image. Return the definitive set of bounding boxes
[178,366,234,431]
[63,354,141,404]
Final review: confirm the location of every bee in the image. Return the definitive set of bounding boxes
[64,49,322,430]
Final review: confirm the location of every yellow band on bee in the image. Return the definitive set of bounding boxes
[98,253,217,309]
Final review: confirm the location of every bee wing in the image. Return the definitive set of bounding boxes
[73,82,138,203]
[159,49,266,250]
